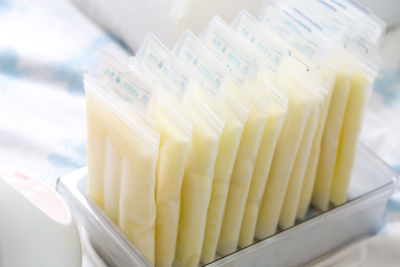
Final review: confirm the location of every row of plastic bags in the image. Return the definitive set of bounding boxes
[85,0,385,266]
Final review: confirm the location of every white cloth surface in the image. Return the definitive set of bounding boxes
[69,0,264,50]
[0,0,399,266]
[310,226,400,267]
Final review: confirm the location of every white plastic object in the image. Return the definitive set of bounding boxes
[70,0,265,50]
[0,169,82,267]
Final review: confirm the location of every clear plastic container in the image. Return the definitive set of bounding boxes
[57,143,398,267]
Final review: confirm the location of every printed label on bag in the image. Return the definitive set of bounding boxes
[289,1,348,41]
[203,26,257,87]
[234,12,286,73]
[141,37,189,103]
[282,0,383,58]
[178,35,224,98]
[260,4,328,60]
[99,55,152,109]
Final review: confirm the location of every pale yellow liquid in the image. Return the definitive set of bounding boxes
[154,106,191,267]
[104,137,122,224]
[255,77,314,239]
[87,114,106,210]
[174,110,221,267]
[331,72,369,205]
[312,73,351,211]
[201,114,244,264]
[217,105,268,255]
[86,92,158,264]
[238,99,286,247]
[279,103,319,229]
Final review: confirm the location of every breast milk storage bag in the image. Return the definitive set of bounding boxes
[132,36,200,267]
[133,35,225,267]
[200,16,271,256]
[231,10,290,247]
[297,63,338,219]
[256,62,322,238]
[85,54,160,264]
[278,58,327,229]
[173,30,250,264]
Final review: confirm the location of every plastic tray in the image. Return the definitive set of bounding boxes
[57,144,398,266]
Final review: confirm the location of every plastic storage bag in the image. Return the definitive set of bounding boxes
[255,59,322,238]
[85,54,160,263]
[278,58,327,229]
[132,36,196,267]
